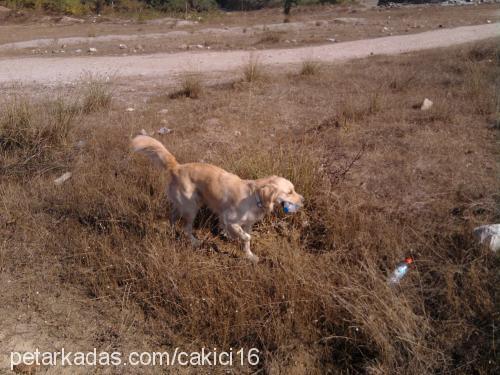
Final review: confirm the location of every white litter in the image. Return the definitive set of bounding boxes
[158,127,173,135]
[421,98,433,111]
[125,107,135,112]
[473,224,500,253]
[54,172,72,186]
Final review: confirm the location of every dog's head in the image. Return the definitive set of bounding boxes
[257,176,304,213]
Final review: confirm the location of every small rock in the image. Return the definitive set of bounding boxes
[179,44,188,49]
[58,16,84,25]
[486,20,492,24]
[75,49,82,53]
[88,47,97,53]
[119,43,127,49]
[75,140,86,149]
[196,44,204,49]
[125,107,135,112]
[158,127,173,135]
[327,38,337,43]
[333,17,364,24]
[140,129,148,135]
[234,130,241,136]
[54,172,72,186]
[135,44,144,51]
[420,98,433,111]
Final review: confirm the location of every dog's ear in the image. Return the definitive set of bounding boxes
[257,184,280,212]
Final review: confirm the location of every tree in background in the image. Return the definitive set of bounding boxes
[283,0,297,16]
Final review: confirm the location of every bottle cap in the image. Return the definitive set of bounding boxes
[404,257,413,264]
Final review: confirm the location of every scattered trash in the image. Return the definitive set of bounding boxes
[125,107,135,112]
[473,224,500,253]
[158,127,172,135]
[88,47,97,53]
[119,44,127,49]
[283,201,300,214]
[54,172,72,186]
[420,98,433,111]
[388,257,413,285]
[327,38,337,43]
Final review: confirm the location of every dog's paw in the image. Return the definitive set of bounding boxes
[190,237,202,248]
[245,252,259,263]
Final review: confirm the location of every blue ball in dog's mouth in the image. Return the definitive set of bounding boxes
[282,201,300,214]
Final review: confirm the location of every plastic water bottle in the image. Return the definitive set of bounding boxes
[388,257,413,285]
[283,201,300,214]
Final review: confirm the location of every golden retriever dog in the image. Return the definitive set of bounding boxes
[132,135,304,262]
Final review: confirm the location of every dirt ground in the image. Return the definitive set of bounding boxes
[0,2,499,374]
[0,3,498,59]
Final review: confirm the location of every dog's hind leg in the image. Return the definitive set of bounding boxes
[226,223,258,263]
[169,207,180,226]
[179,203,201,247]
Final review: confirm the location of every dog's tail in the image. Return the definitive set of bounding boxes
[132,135,179,171]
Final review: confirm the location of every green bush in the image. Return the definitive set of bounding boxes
[146,0,217,12]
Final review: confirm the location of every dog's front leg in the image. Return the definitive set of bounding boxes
[227,224,258,263]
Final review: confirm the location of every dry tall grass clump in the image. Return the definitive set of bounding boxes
[242,55,264,83]
[170,74,203,99]
[81,77,113,113]
[300,59,321,76]
[0,97,79,176]
[1,40,498,374]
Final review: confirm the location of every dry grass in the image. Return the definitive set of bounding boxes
[170,74,203,99]
[300,59,321,76]
[81,76,113,113]
[1,40,499,374]
[242,54,264,83]
[257,31,284,45]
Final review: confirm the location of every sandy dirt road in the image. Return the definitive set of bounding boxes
[0,23,498,85]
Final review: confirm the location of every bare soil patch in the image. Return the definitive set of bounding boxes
[0,3,498,58]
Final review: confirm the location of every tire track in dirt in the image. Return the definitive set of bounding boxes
[0,23,498,84]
